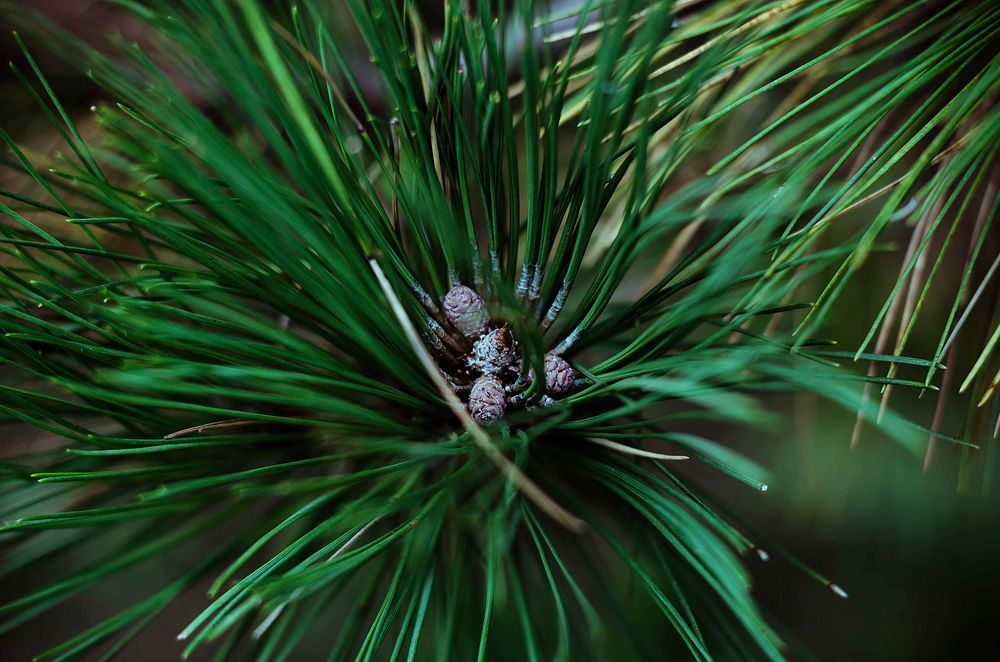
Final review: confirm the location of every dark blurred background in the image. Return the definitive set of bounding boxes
[1,2,999,660]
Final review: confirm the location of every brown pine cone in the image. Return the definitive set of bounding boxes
[544,353,575,397]
[443,285,488,339]
[468,374,506,423]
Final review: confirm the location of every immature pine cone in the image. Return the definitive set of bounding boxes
[443,285,489,339]
[469,374,506,423]
[544,353,575,397]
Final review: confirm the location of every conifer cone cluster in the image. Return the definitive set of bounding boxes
[441,285,575,423]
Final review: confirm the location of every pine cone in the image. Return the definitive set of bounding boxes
[470,326,518,374]
[468,374,506,423]
[544,353,575,397]
[443,285,488,338]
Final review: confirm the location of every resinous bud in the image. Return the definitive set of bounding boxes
[470,326,518,374]
[443,285,488,339]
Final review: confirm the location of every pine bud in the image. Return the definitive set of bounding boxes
[470,326,518,374]
[544,353,575,397]
[469,374,505,423]
[443,285,488,338]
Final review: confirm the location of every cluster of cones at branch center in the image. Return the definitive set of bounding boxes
[439,285,576,424]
